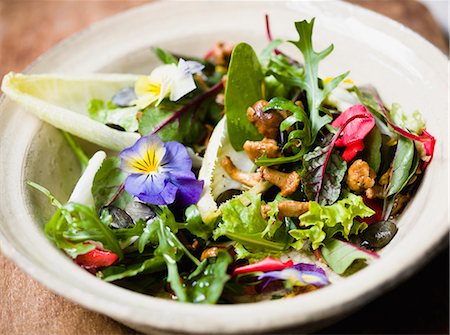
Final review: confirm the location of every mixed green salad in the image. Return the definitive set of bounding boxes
[1,17,435,304]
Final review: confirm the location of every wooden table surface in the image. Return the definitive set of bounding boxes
[0,1,448,334]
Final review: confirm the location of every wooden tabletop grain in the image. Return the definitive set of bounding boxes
[0,1,448,334]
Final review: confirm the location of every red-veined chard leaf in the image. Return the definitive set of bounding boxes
[321,238,379,275]
[301,139,347,206]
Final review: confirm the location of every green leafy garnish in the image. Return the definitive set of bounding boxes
[186,250,232,304]
[183,205,213,241]
[301,139,347,206]
[88,99,139,132]
[91,157,132,210]
[224,43,264,150]
[387,137,415,197]
[290,19,349,140]
[290,193,374,250]
[321,239,378,275]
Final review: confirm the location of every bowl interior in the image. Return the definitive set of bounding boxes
[0,1,448,334]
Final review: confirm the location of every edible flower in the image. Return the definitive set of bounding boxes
[258,263,329,289]
[232,257,293,276]
[332,104,375,162]
[119,135,204,206]
[133,58,204,109]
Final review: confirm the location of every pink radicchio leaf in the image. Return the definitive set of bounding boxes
[331,104,375,161]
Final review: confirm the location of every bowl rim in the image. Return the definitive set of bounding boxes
[0,1,449,333]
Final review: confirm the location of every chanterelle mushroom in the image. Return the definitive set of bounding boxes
[261,200,310,219]
[221,155,262,187]
[247,100,289,139]
[260,166,300,197]
[243,138,280,162]
[346,159,376,193]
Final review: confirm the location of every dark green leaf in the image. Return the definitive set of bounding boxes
[183,205,213,241]
[186,250,232,304]
[289,19,348,139]
[224,43,264,150]
[102,256,165,282]
[91,157,132,210]
[363,126,382,173]
[321,239,378,275]
[387,137,415,197]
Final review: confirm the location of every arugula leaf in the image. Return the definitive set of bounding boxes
[266,54,305,88]
[290,193,374,249]
[301,139,347,206]
[213,192,287,252]
[102,256,165,282]
[321,238,379,275]
[363,126,382,173]
[153,47,178,64]
[259,39,283,66]
[91,157,132,210]
[183,205,213,241]
[88,99,139,132]
[154,218,187,301]
[387,137,415,197]
[224,43,264,150]
[186,250,232,304]
[290,19,348,140]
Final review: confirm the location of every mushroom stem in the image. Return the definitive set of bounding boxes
[261,200,310,219]
[221,156,262,187]
[260,166,300,197]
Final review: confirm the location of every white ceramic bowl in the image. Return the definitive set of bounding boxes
[0,1,448,334]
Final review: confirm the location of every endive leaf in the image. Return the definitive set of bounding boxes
[1,72,140,151]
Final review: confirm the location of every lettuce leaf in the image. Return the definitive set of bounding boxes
[213,192,287,252]
[321,238,379,274]
[290,193,374,250]
[390,103,426,135]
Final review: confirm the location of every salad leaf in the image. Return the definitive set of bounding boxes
[88,99,139,132]
[363,126,382,173]
[390,103,426,135]
[290,193,374,249]
[387,137,415,197]
[91,157,132,210]
[266,54,305,88]
[289,19,348,140]
[186,250,232,304]
[301,140,347,206]
[321,238,379,275]
[213,192,287,252]
[1,72,140,151]
[224,43,264,150]
[259,39,283,66]
[183,205,213,241]
[102,256,165,282]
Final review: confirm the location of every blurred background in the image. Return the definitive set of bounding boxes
[0,1,448,334]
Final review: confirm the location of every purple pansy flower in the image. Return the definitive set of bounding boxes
[119,135,204,206]
[258,262,329,290]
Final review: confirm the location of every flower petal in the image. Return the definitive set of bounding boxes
[119,136,166,174]
[159,141,192,174]
[171,177,204,207]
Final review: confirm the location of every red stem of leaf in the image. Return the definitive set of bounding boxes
[151,81,224,135]
[107,183,125,206]
[315,114,370,203]
[376,100,435,169]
